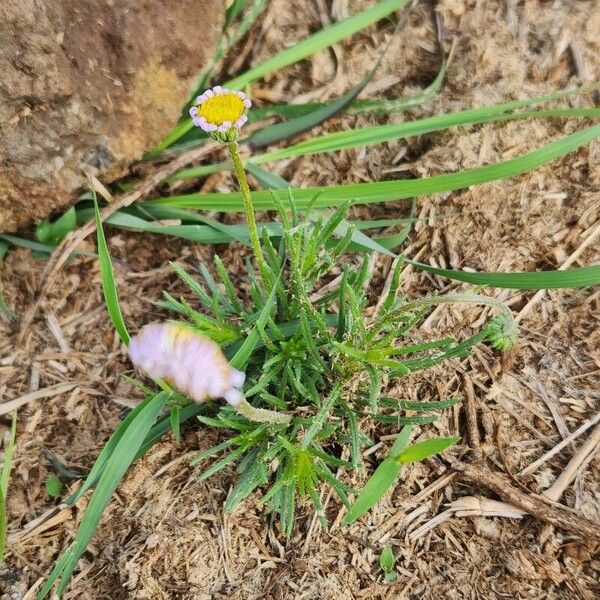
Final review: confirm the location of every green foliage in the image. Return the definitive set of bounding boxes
[154,122,600,212]
[45,475,64,498]
[0,412,17,561]
[163,198,511,534]
[94,195,130,345]
[153,0,410,152]
[39,393,169,598]
[36,207,77,247]
[36,1,600,594]
[379,547,397,583]
[395,435,460,463]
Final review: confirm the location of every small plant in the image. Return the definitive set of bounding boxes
[379,546,397,583]
[44,475,64,499]
[155,194,514,534]
[40,86,519,598]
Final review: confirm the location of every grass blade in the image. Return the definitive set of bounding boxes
[395,435,460,463]
[246,60,379,148]
[65,396,155,505]
[153,123,600,212]
[246,78,367,148]
[404,259,600,289]
[169,91,600,182]
[245,163,290,190]
[0,412,17,560]
[39,392,168,598]
[255,107,600,164]
[229,274,280,370]
[343,425,412,525]
[94,196,130,345]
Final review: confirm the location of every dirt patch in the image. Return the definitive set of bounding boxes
[1,0,600,598]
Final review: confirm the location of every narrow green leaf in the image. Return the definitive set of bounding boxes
[343,458,399,525]
[373,414,438,425]
[245,163,290,190]
[395,435,460,463]
[66,396,154,506]
[94,196,130,345]
[169,104,600,181]
[153,123,600,212]
[246,72,374,149]
[244,56,448,122]
[404,259,600,289]
[197,446,247,482]
[224,457,269,511]
[0,233,83,256]
[225,0,252,28]
[140,403,204,457]
[388,425,414,457]
[0,412,17,561]
[255,107,600,164]
[170,406,181,442]
[343,425,412,525]
[229,273,280,370]
[39,392,168,598]
[301,386,340,449]
[380,397,460,412]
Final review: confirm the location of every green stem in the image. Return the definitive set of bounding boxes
[227,141,271,289]
[393,292,518,349]
[236,396,291,424]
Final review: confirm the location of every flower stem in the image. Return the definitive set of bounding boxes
[227,141,271,289]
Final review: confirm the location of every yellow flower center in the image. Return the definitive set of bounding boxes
[199,93,245,125]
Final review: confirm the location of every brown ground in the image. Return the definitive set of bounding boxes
[1,0,600,598]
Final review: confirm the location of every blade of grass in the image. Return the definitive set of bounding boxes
[65,395,156,505]
[0,412,17,560]
[229,273,280,370]
[170,106,600,180]
[152,123,600,212]
[244,163,290,190]
[160,54,449,157]
[245,17,398,150]
[40,392,169,598]
[245,74,371,149]
[0,233,93,257]
[343,425,412,525]
[395,435,460,463]
[94,195,130,345]
[153,0,410,152]
[404,259,600,289]
[255,107,600,164]
[244,57,449,122]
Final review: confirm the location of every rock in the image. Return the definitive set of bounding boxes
[0,0,222,232]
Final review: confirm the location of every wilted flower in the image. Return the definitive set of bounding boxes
[189,86,251,142]
[128,322,245,407]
